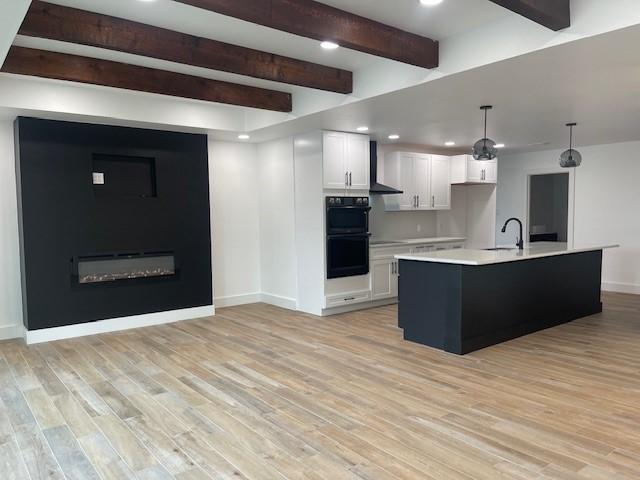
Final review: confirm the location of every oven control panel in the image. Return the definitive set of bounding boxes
[326,196,369,207]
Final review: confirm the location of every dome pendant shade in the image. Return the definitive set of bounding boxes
[559,149,582,168]
[559,123,582,168]
[472,106,498,161]
[473,138,498,161]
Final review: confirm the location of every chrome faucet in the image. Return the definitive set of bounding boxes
[501,218,524,250]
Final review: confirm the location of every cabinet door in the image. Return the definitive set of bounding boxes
[483,159,498,183]
[466,156,484,183]
[385,153,415,210]
[414,155,432,210]
[323,131,347,189]
[430,155,451,209]
[346,134,370,190]
[371,259,394,300]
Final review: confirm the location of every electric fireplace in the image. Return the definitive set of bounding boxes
[75,252,177,284]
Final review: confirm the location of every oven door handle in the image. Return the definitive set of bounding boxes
[326,206,371,211]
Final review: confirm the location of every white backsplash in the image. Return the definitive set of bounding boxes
[369,195,438,240]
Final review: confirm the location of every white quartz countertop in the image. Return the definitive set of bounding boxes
[395,242,619,266]
[370,237,466,248]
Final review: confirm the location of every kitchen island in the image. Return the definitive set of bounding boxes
[395,243,618,355]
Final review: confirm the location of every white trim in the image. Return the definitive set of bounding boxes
[602,281,640,295]
[23,305,215,345]
[0,324,24,341]
[260,293,297,310]
[214,293,262,307]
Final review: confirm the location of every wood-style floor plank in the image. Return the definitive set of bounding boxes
[0,292,639,479]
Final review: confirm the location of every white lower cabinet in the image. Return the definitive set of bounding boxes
[370,241,465,303]
[371,258,398,301]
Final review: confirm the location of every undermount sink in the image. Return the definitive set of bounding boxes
[484,247,517,251]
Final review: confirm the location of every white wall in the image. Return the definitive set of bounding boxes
[497,141,640,293]
[0,120,24,339]
[437,185,497,249]
[257,138,297,308]
[369,196,438,239]
[209,141,262,306]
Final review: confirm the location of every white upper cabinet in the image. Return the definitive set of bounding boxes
[414,155,432,210]
[322,131,370,190]
[383,152,451,211]
[430,154,452,209]
[346,133,370,190]
[451,154,498,184]
[323,131,348,189]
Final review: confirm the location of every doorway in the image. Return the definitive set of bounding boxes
[528,173,570,243]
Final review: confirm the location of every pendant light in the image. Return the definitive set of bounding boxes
[472,106,498,161]
[559,123,582,168]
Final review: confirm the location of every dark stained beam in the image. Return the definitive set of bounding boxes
[1,47,293,112]
[19,1,352,94]
[489,0,570,31]
[173,0,439,69]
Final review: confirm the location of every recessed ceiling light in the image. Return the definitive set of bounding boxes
[495,143,505,149]
[388,134,400,140]
[320,41,339,50]
[356,126,369,132]
[445,141,456,147]
[419,0,443,6]
[238,134,250,140]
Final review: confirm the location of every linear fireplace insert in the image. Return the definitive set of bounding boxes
[75,252,177,284]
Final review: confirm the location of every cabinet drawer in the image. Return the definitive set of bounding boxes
[325,290,371,308]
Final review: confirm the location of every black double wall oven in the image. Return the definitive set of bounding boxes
[326,196,371,279]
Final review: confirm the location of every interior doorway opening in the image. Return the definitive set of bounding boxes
[528,173,570,243]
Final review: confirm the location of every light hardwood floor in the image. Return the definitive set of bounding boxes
[1,292,639,479]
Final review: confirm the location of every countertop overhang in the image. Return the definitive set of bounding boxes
[395,242,619,266]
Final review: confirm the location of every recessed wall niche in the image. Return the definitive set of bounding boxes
[14,117,212,331]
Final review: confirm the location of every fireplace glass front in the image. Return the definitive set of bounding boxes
[76,253,176,284]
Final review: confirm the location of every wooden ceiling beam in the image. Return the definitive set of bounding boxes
[1,46,293,112]
[19,1,353,94]
[489,0,570,31]
[173,0,439,69]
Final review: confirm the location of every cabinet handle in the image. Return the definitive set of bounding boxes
[349,171,352,186]
[417,195,420,207]
[345,172,348,186]
[392,262,395,275]
[432,195,435,208]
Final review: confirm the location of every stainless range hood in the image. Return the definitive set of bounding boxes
[369,141,403,194]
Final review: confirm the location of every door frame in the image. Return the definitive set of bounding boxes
[523,167,575,247]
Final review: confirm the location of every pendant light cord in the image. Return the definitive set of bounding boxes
[483,108,488,147]
[569,124,573,153]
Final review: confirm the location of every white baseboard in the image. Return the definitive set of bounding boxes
[215,292,297,310]
[214,293,262,308]
[260,293,297,311]
[0,324,24,341]
[602,281,640,295]
[24,305,215,345]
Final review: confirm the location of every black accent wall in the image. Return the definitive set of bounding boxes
[15,117,212,330]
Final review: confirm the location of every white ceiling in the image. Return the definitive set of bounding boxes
[242,24,640,154]
[318,0,508,39]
